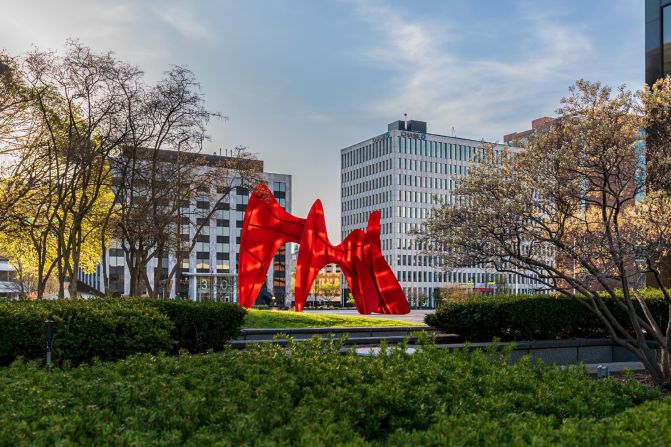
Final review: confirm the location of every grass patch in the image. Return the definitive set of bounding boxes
[243,309,421,328]
[0,341,664,445]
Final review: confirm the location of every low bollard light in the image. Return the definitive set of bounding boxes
[45,318,55,370]
[596,364,609,378]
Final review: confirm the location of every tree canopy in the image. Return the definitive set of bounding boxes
[418,79,671,386]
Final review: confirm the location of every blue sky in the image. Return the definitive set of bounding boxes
[0,0,643,239]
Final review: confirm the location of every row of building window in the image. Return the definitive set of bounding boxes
[341,136,500,170]
[342,158,392,183]
[341,207,393,228]
[397,173,465,190]
[396,137,485,161]
[342,165,469,206]
[397,158,469,176]
[341,157,468,190]
[396,269,542,286]
[342,174,392,197]
[342,191,391,212]
[341,137,392,168]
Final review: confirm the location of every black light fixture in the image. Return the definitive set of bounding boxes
[45,318,55,369]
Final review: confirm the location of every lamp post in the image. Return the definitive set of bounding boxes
[45,318,55,370]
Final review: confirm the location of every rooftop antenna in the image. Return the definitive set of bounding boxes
[451,126,455,137]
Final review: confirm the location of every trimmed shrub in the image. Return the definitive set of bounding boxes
[425,291,670,341]
[140,299,246,353]
[0,298,246,365]
[0,299,174,366]
[0,341,661,445]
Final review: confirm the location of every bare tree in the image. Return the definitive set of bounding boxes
[116,145,261,297]
[114,65,216,296]
[154,147,262,298]
[418,79,671,386]
[114,66,263,297]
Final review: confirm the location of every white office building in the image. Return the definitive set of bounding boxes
[340,120,546,307]
[80,152,292,304]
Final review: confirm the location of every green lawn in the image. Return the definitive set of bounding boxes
[242,309,422,328]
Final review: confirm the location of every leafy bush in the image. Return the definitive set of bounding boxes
[0,340,662,445]
[0,298,247,365]
[140,299,246,353]
[425,291,670,341]
[0,299,173,366]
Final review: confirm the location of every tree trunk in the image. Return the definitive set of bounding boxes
[152,245,164,298]
[36,261,45,300]
[57,255,65,299]
[68,253,80,298]
[101,237,109,295]
[67,226,82,298]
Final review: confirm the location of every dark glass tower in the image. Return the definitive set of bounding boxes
[646,0,671,86]
[646,1,671,287]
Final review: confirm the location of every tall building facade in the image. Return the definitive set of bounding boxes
[645,0,671,86]
[340,120,545,308]
[81,152,292,304]
[643,1,671,287]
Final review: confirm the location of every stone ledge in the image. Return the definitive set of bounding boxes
[230,333,458,349]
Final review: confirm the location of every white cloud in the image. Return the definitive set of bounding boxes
[0,0,172,79]
[0,0,218,82]
[159,3,214,42]
[351,0,594,141]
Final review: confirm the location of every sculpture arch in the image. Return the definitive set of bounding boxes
[238,184,409,314]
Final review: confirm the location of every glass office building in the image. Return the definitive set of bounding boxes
[646,0,671,86]
[340,120,546,308]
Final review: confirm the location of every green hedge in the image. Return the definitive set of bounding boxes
[0,341,661,445]
[0,299,246,366]
[0,300,173,366]
[139,299,246,353]
[425,291,670,341]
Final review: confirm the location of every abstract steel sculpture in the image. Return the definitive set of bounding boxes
[238,184,410,314]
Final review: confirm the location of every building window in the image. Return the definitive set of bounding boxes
[108,266,124,293]
[216,261,230,273]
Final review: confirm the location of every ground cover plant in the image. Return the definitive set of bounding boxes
[426,291,669,341]
[0,340,666,446]
[243,309,421,328]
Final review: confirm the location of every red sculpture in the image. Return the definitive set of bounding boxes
[238,184,410,314]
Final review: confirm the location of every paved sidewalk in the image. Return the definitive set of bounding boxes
[301,309,433,325]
